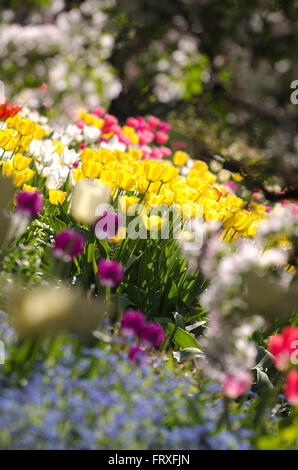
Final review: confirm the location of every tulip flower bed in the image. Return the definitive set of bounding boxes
[0,98,297,450]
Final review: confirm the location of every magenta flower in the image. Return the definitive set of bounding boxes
[94,211,119,240]
[97,259,124,288]
[141,323,165,349]
[129,346,148,365]
[121,310,146,337]
[53,229,85,262]
[159,121,170,133]
[16,191,43,218]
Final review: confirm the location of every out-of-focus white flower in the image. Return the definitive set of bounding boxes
[60,147,78,166]
[70,178,111,224]
[83,125,101,142]
[100,135,126,152]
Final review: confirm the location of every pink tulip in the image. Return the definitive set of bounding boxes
[92,106,105,117]
[223,371,252,398]
[104,114,118,127]
[285,370,298,407]
[268,327,298,370]
[126,117,138,128]
[155,131,169,144]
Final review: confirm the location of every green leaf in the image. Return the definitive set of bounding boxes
[97,240,111,257]
[168,281,178,300]
[166,323,200,349]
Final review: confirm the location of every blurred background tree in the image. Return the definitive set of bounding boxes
[0,0,297,195]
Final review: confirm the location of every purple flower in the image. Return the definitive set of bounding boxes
[94,211,119,240]
[141,323,165,349]
[121,310,146,337]
[53,229,85,262]
[97,259,124,288]
[16,191,43,218]
[129,346,148,365]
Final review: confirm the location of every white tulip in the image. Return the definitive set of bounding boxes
[70,178,110,224]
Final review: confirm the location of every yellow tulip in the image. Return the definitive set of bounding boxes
[205,187,222,201]
[174,186,199,203]
[232,172,243,182]
[92,118,104,129]
[160,163,179,183]
[186,173,210,193]
[159,185,174,205]
[192,160,208,175]
[82,160,102,178]
[82,113,97,126]
[246,221,258,237]
[214,184,227,197]
[5,115,20,128]
[127,161,144,176]
[204,208,225,221]
[116,171,136,191]
[142,214,166,231]
[16,119,36,136]
[2,160,15,178]
[22,184,37,192]
[52,140,64,155]
[173,151,188,167]
[146,193,165,207]
[49,190,67,206]
[22,168,35,182]
[249,203,266,215]
[102,132,114,140]
[80,148,99,163]
[180,202,198,219]
[119,195,140,215]
[144,160,166,182]
[98,148,116,164]
[0,131,11,148]
[114,150,130,162]
[225,194,247,209]
[128,148,142,160]
[2,136,18,151]
[104,161,118,171]
[122,127,139,144]
[138,176,153,194]
[33,126,46,140]
[13,170,34,187]
[18,135,33,153]
[101,169,116,183]
[73,168,84,183]
[13,154,32,171]
[202,171,216,185]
